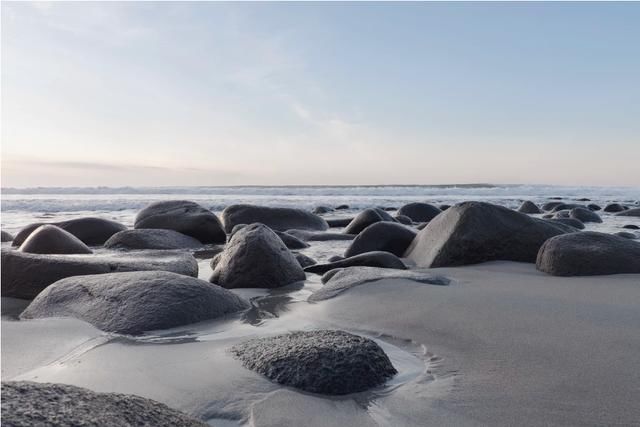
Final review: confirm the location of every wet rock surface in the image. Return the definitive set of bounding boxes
[19,225,92,255]
[104,229,204,250]
[304,251,406,275]
[345,222,416,257]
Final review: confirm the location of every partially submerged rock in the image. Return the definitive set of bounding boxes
[135,200,225,244]
[536,231,640,276]
[21,271,248,335]
[326,218,354,228]
[13,217,127,246]
[1,250,198,299]
[1,381,206,426]
[1,230,13,242]
[231,330,397,395]
[405,202,571,268]
[19,225,92,255]
[222,204,328,233]
[570,207,602,223]
[518,201,542,214]
[344,208,396,235]
[304,251,406,275]
[210,223,305,289]
[345,222,416,257]
[397,202,441,222]
[603,203,626,213]
[104,229,203,250]
[616,207,640,217]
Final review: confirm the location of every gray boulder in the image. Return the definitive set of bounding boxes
[294,252,317,268]
[344,208,396,235]
[623,224,640,230]
[542,201,565,211]
[536,231,640,276]
[518,201,542,214]
[345,222,417,257]
[404,202,571,268]
[614,231,637,239]
[616,207,640,217]
[312,206,333,214]
[326,217,354,228]
[1,381,207,426]
[603,203,626,213]
[19,225,92,255]
[104,229,203,250]
[397,202,441,222]
[304,251,406,275]
[135,200,225,244]
[210,223,305,289]
[335,204,350,210]
[588,204,602,211]
[1,250,198,299]
[394,214,413,225]
[12,217,127,247]
[551,203,584,213]
[549,218,585,230]
[439,204,451,211]
[1,230,13,242]
[231,330,397,395]
[286,229,355,241]
[21,271,248,335]
[222,204,328,233]
[570,207,602,223]
[230,224,309,250]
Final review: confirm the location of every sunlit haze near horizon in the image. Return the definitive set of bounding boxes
[2,2,639,188]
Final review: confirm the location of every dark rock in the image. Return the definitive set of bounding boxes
[517,201,542,214]
[623,224,640,230]
[309,267,450,302]
[570,207,602,223]
[1,250,198,300]
[548,218,585,230]
[230,224,309,249]
[542,201,565,211]
[394,214,413,225]
[135,200,225,244]
[222,204,328,233]
[335,205,350,210]
[542,214,554,219]
[294,252,317,268]
[193,246,224,259]
[285,229,355,241]
[615,208,640,217]
[397,202,441,222]
[210,223,305,289]
[439,204,451,211]
[553,210,570,218]
[551,203,583,213]
[304,251,406,275]
[614,231,637,239]
[416,222,428,230]
[1,381,207,426]
[587,204,602,211]
[549,197,564,200]
[328,255,344,262]
[603,203,626,213]
[326,218,354,228]
[19,225,92,255]
[381,207,397,211]
[576,198,591,201]
[312,206,333,214]
[21,271,248,335]
[536,231,640,276]
[1,231,13,242]
[345,222,417,257]
[344,208,396,235]
[231,330,397,395]
[405,202,572,268]
[12,218,127,247]
[104,229,203,250]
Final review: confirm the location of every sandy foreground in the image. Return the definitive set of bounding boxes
[2,261,640,426]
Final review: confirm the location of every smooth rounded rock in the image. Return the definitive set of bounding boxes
[222,204,328,233]
[12,218,127,247]
[19,225,92,255]
[304,251,406,275]
[135,200,225,244]
[326,217,354,228]
[230,224,310,250]
[312,206,333,214]
[344,208,396,235]
[285,229,355,241]
[104,229,203,250]
[588,204,602,211]
[548,218,584,230]
[614,231,637,239]
[603,203,626,213]
[294,252,317,268]
[394,214,413,225]
[542,201,565,211]
[1,230,13,242]
[231,330,397,395]
[345,222,417,257]
[623,224,640,230]
[397,202,441,222]
[615,208,640,217]
[570,207,602,223]
[518,201,542,214]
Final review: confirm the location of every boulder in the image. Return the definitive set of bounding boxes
[294,252,317,268]
[517,201,542,214]
[1,382,207,426]
[614,231,637,239]
[335,204,350,210]
[570,207,602,223]
[439,204,451,211]
[104,229,203,250]
[623,224,640,230]
[21,271,248,335]
[326,218,354,228]
[1,230,13,242]
[1,250,198,299]
[19,225,92,255]
[397,202,441,222]
[394,214,413,225]
[304,251,406,275]
[542,201,565,211]
[230,224,309,249]
[312,206,333,214]
[345,222,417,257]
[222,204,328,233]
[328,255,344,263]
[135,200,225,244]
[548,218,585,230]
[551,203,583,213]
[344,208,396,235]
[616,208,640,217]
[576,198,591,201]
[536,231,640,276]
[12,217,127,247]
[404,202,572,268]
[588,204,602,211]
[210,223,305,289]
[603,203,626,213]
[285,229,355,241]
[231,330,397,395]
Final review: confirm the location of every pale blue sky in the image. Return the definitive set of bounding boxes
[2,2,639,187]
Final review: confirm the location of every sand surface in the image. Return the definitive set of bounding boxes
[2,262,639,426]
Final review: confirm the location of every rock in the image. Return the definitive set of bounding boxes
[344,208,396,235]
[230,224,309,249]
[542,214,554,219]
[345,222,417,257]
[536,231,640,276]
[576,198,591,201]
[551,203,583,213]
[1,382,207,426]
[588,204,602,211]
[230,330,397,395]
[210,223,305,289]
[135,200,225,244]
[570,207,602,223]
[553,210,570,218]
[548,218,585,230]
[312,206,333,214]
[397,202,441,222]
[12,218,127,247]
[623,224,640,230]
[615,208,640,217]
[21,271,248,335]
[193,246,224,259]
[614,231,637,239]
[1,231,13,242]
[394,215,413,225]
[1,250,198,300]
[309,267,450,302]
[603,203,626,213]
[294,252,317,268]
[18,225,92,255]
[222,204,328,233]
[542,201,565,211]
[326,218,354,228]
[335,205,350,210]
[104,229,203,250]
[405,202,572,268]
[285,229,355,241]
[517,201,542,214]
[304,251,406,275]
[416,222,428,230]
[439,204,451,211]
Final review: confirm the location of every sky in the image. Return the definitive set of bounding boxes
[2,1,639,187]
